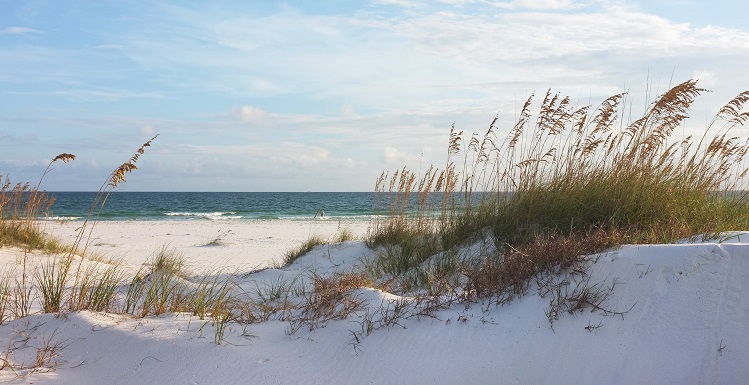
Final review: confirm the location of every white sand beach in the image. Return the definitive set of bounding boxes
[1,221,748,384]
[39,219,371,272]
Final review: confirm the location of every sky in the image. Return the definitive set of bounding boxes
[2,0,749,192]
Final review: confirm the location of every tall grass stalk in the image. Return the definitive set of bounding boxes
[0,271,11,324]
[68,135,158,311]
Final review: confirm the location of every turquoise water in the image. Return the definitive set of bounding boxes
[46,192,378,221]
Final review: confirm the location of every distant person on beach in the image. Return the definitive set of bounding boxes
[315,209,324,218]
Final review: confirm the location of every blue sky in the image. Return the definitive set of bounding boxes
[2,0,748,191]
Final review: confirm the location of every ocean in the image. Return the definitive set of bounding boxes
[45,192,378,221]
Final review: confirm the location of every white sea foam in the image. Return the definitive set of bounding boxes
[44,216,83,221]
[164,212,240,220]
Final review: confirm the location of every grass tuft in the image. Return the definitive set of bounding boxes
[281,235,326,266]
[35,257,73,313]
[334,227,356,243]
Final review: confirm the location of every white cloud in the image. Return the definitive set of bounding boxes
[383,146,419,165]
[373,0,421,7]
[139,125,155,136]
[104,2,749,117]
[345,157,368,170]
[270,146,331,169]
[234,106,269,122]
[0,26,35,34]
[339,105,357,118]
[692,70,718,87]
[492,0,579,10]
[9,88,163,101]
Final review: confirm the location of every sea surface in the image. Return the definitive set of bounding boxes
[45,192,379,221]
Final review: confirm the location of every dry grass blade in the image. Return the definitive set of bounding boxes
[68,135,159,311]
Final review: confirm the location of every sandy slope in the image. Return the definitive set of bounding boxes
[1,222,748,384]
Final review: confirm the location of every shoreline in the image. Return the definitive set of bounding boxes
[37,219,372,272]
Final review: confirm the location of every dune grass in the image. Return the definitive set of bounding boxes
[334,227,357,243]
[281,235,326,267]
[280,227,359,268]
[0,137,159,321]
[0,171,73,253]
[368,79,749,304]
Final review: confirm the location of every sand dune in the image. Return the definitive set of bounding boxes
[1,222,748,384]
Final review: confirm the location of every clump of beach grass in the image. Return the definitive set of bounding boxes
[122,246,242,329]
[288,271,371,333]
[334,227,356,243]
[281,227,358,268]
[0,154,75,251]
[199,229,231,247]
[368,80,749,319]
[148,245,188,278]
[34,256,73,314]
[73,262,124,313]
[281,235,326,267]
[189,271,236,321]
[124,246,189,317]
[243,271,314,324]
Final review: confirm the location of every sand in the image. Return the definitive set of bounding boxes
[38,219,371,272]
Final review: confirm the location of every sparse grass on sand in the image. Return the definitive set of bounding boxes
[334,227,357,243]
[281,235,326,267]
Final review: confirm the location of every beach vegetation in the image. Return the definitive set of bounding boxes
[1,155,75,320]
[281,235,326,266]
[33,329,66,371]
[72,261,124,313]
[199,229,231,247]
[334,227,356,243]
[35,256,73,314]
[149,245,188,278]
[368,79,749,315]
[0,271,11,325]
[292,271,370,332]
[0,153,74,252]
[124,248,188,317]
[244,274,300,322]
[67,135,158,311]
[0,137,158,320]
[189,272,236,321]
